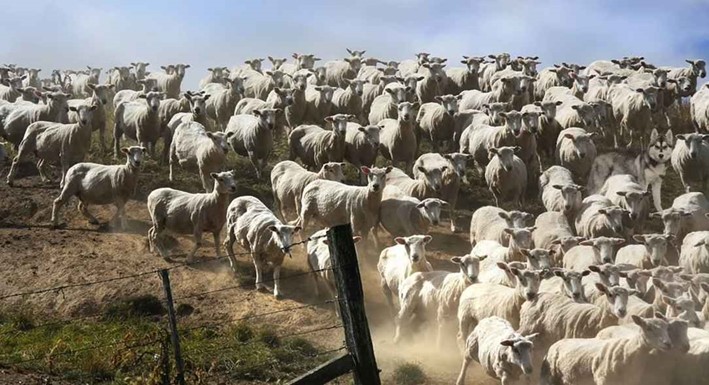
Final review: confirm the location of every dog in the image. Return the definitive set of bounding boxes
[586,128,673,213]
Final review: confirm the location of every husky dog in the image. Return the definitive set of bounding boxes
[586,128,674,212]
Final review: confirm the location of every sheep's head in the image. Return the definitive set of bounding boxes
[663,294,701,327]
[268,56,288,70]
[520,110,540,134]
[580,237,625,264]
[229,76,246,95]
[68,103,98,126]
[268,224,301,254]
[325,114,355,135]
[415,166,445,192]
[500,334,537,375]
[343,56,363,73]
[511,267,542,300]
[121,146,146,168]
[520,248,553,270]
[320,162,346,182]
[487,52,511,70]
[184,91,209,115]
[650,207,692,237]
[294,53,320,70]
[361,165,392,193]
[357,125,381,146]
[139,90,164,112]
[570,72,593,94]
[686,59,707,78]
[631,315,672,351]
[551,184,584,214]
[86,66,102,78]
[635,86,659,112]
[273,87,296,106]
[265,70,287,88]
[500,111,523,135]
[385,85,410,104]
[394,234,432,265]
[130,62,150,76]
[667,318,690,353]
[461,56,485,74]
[616,189,651,221]
[623,269,652,294]
[553,268,591,302]
[489,146,520,172]
[597,283,635,319]
[518,75,535,94]
[210,170,237,194]
[675,133,709,160]
[137,78,159,93]
[451,254,485,283]
[668,76,693,95]
[500,210,534,228]
[563,130,596,159]
[502,226,535,250]
[290,72,310,92]
[244,58,264,72]
[443,152,471,178]
[417,198,447,227]
[434,94,460,115]
[589,263,627,288]
[346,79,367,96]
[87,83,114,106]
[482,102,509,125]
[253,108,281,130]
[313,85,335,102]
[206,131,231,154]
[397,101,418,122]
[549,66,573,86]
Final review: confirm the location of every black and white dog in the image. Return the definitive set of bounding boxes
[586,129,674,213]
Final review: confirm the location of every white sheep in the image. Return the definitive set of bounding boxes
[113,91,164,158]
[68,67,101,98]
[1,89,70,148]
[563,237,626,271]
[466,110,523,171]
[539,165,584,219]
[555,127,597,183]
[331,79,367,119]
[288,114,353,170]
[279,53,320,76]
[223,196,301,299]
[146,64,189,98]
[147,170,237,262]
[6,104,97,187]
[531,100,564,158]
[377,234,433,313]
[284,72,312,128]
[378,101,419,172]
[225,108,280,179]
[361,74,399,119]
[485,146,527,208]
[344,123,380,181]
[446,56,485,94]
[469,206,534,247]
[368,84,413,125]
[67,83,113,152]
[378,187,446,238]
[168,121,231,192]
[203,77,245,131]
[0,76,26,102]
[324,56,363,88]
[456,316,537,385]
[270,160,345,223]
[166,91,212,135]
[671,133,709,193]
[384,166,443,199]
[533,211,585,263]
[544,88,599,130]
[415,62,447,103]
[540,268,591,302]
[199,67,230,89]
[662,59,706,96]
[51,146,145,229]
[680,231,709,274]
[458,77,519,111]
[651,192,709,245]
[243,70,287,100]
[479,53,512,91]
[113,78,159,108]
[575,194,628,239]
[691,83,709,132]
[396,254,485,346]
[299,166,392,242]
[608,84,660,147]
[616,234,673,268]
[303,85,335,123]
[307,228,362,300]
[416,94,460,152]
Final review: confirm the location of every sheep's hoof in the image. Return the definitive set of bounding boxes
[6,180,13,187]
[274,293,283,300]
[256,285,269,293]
[51,222,66,230]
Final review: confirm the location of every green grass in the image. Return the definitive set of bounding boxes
[392,362,427,385]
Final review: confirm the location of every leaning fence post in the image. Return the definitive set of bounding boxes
[159,269,186,385]
[327,224,381,385]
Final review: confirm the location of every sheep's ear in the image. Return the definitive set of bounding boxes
[503,228,514,235]
[293,226,302,233]
[498,212,511,221]
[210,172,219,179]
[423,235,432,243]
[394,237,406,245]
[579,239,594,246]
[478,254,487,261]
[120,147,130,155]
[632,234,645,244]
[352,236,362,244]
[68,106,78,112]
[588,265,601,273]
[417,166,427,174]
[582,270,592,276]
[552,184,563,190]
[631,315,646,327]
[267,225,279,233]
[500,339,515,347]
[496,262,509,271]
[553,270,565,278]
[385,166,393,173]
[450,256,462,264]
[594,282,609,294]
[360,166,370,175]
[700,282,709,294]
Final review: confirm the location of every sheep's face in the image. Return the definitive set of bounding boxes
[551,184,583,214]
[483,102,509,125]
[570,72,592,93]
[625,269,652,294]
[268,57,287,70]
[394,234,432,265]
[131,62,150,76]
[309,67,327,84]
[571,104,597,128]
[651,266,683,282]
[502,226,535,250]
[521,111,540,134]
[344,57,363,73]
[291,73,310,92]
[345,79,366,96]
[688,59,707,78]
[138,78,159,93]
[461,56,485,74]
[346,49,367,58]
[358,125,381,146]
[501,337,536,375]
[274,88,296,106]
[588,101,612,125]
[114,66,131,80]
[88,84,114,105]
[211,170,237,194]
[434,94,459,115]
[416,166,444,192]
[7,76,23,89]
[140,91,163,112]
[550,66,573,87]
[229,77,246,95]
[245,58,264,72]
[488,53,511,71]
[489,146,517,171]
[325,114,354,135]
[665,295,701,327]
[45,90,71,106]
[397,101,418,122]
[86,67,102,78]
[677,133,709,160]
[499,76,523,96]
[512,268,541,300]
[254,108,280,130]
[670,76,693,94]
[563,131,595,159]
[266,70,287,88]
[589,263,625,288]
[451,254,482,282]
[581,237,624,264]
[25,68,41,80]
[653,278,688,300]
[551,236,585,254]
[18,87,39,103]
[385,86,409,104]
[503,211,534,228]
[521,58,539,77]
[321,162,345,182]
[521,248,552,270]
[68,104,97,126]
[415,52,430,64]
[295,54,320,70]
[637,86,659,111]
[598,284,633,318]
[652,208,692,236]
[361,166,392,193]
[121,146,146,168]
[500,111,523,136]
[616,190,650,221]
[268,224,301,253]
[379,75,398,86]
[443,153,471,178]
[402,74,422,91]
[206,131,230,154]
[648,68,669,88]
[313,85,335,102]
[207,67,228,81]
[418,198,446,227]
[518,76,535,94]
[633,316,672,351]
[668,319,691,353]
[555,269,590,302]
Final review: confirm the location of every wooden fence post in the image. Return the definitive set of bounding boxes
[159,269,186,385]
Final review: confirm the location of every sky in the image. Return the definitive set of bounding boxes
[1,0,708,90]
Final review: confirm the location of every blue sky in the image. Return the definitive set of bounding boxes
[1,0,708,89]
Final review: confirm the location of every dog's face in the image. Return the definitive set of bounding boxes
[647,129,674,163]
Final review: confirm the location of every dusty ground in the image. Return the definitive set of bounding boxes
[0,156,497,384]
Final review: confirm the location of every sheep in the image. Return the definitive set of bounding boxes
[307,227,363,300]
[145,64,188,98]
[679,231,709,274]
[107,66,132,91]
[692,83,709,132]
[416,94,460,152]
[397,52,430,77]
[147,170,236,262]
[535,66,573,100]
[457,267,542,339]
[361,74,398,119]
[540,268,591,302]
[357,62,396,85]
[223,196,301,299]
[616,234,673,269]
[242,70,286,100]
[113,91,163,159]
[22,68,41,89]
[324,57,362,88]
[367,82,414,125]
[485,146,527,208]
[377,234,434,313]
[457,103,509,152]
[331,79,366,119]
[575,195,628,238]
[608,84,660,147]
[51,146,145,229]
[0,76,26,102]
[533,211,585,263]
[555,127,597,183]
[479,53,512,91]
[1,89,70,148]
[166,90,211,135]
[563,237,626,271]
[415,62,447,103]
[225,108,280,179]
[6,104,97,187]
[67,83,113,152]
[396,254,484,346]
[413,152,471,232]
[68,67,101,98]
[378,190,447,238]
[288,114,352,169]
[303,85,335,123]
[599,174,651,236]
[651,192,709,244]
[540,315,672,385]
[539,165,584,219]
[458,77,519,111]
[168,121,230,192]
[199,67,230,89]
[203,77,245,131]
[385,166,443,199]
[113,78,159,107]
[378,101,419,172]
[473,224,535,265]
[299,166,392,241]
[457,317,537,385]
[662,59,706,97]
[545,89,598,131]
[279,53,320,76]
[528,101,563,158]
[671,133,709,193]
[470,206,534,246]
[515,107,543,187]
[446,56,484,94]
[232,58,264,78]
[344,123,380,181]
[131,61,150,83]
[235,88,294,138]
[475,240,545,288]
[283,72,312,128]
[467,110,524,171]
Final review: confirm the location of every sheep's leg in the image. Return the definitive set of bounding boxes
[273,264,282,299]
[253,256,266,291]
[311,273,321,298]
[212,231,221,258]
[651,181,663,213]
[449,205,459,233]
[51,187,72,227]
[37,159,50,183]
[247,151,261,179]
[393,297,416,344]
[78,201,100,225]
[381,280,396,317]
[113,122,122,159]
[168,144,177,182]
[199,168,210,193]
[455,355,472,385]
[98,125,106,152]
[187,229,202,263]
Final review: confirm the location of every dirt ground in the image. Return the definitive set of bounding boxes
[0,160,497,384]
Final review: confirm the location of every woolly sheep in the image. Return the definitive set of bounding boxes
[415,62,447,103]
[416,94,460,152]
[467,110,523,171]
[599,174,651,236]
[671,133,709,193]
[146,64,189,98]
[199,67,230,89]
[283,72,312,128]
[378,101,419,172]
[662,59,706,97]
[368,83,413,125]
[563,237,626,271]
[680,231,709,274]
[533,211,585,263]
[68,67,101,98]
[51,146,145,229]
[67,83,113,152]
[270,160,345,223]
[169,121,230,192]
[555,127,597,183]
[446,56,485,94]
[203,77,245,130]
[279,53,320,76]
[469,206,533,246]
[288,114,353,169]
[1,89,70,148]
[225,108,280,179]
[535,66,573,100]
[616,234,673,268]
[360,74,398,119]
[384,166,443,199]
[378,189,447,238]
[608,84,660,147]
[539,166,583,220]
[113,91,164,158]
[147,170,237,262]
[575,195,627,238]
[331,79,367,119]
[650,192,709,244]
[540,268,591,302]
[306,228,362,300]
[544,88,598,130]
[344,122,380,181]
[485,146,527,208]
[478,53,512,91]
[324,57,363,88]
[458,77,519,111]
[242,70,286,100]
[378,234,434,313]
[303,85,335,123]
[113,78,159,108]
[691,83,709,132]
[0,76,26,102]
